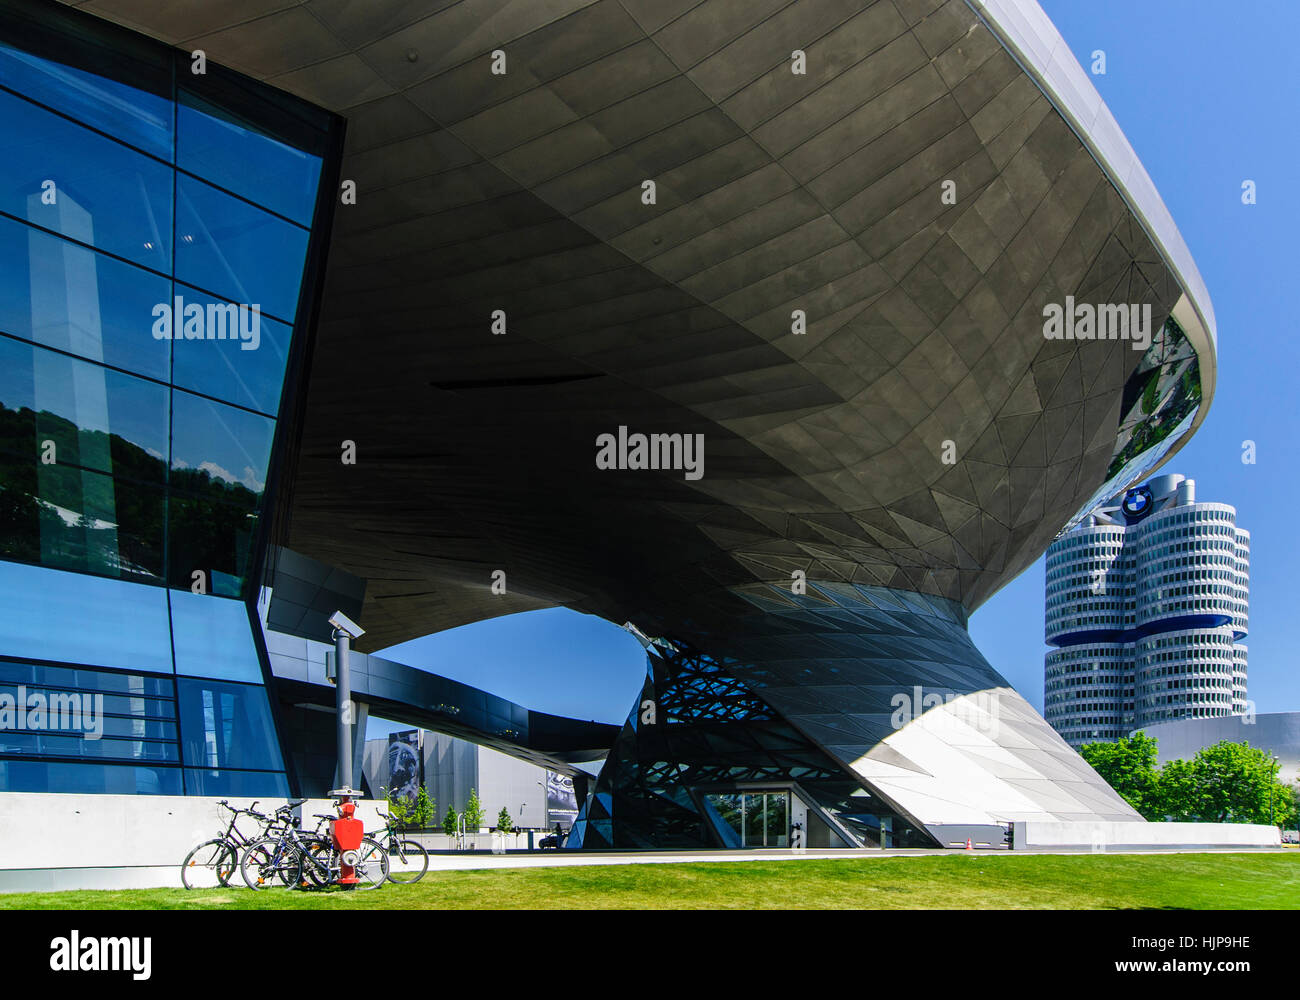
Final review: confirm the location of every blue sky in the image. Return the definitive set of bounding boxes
[372,0,1299,736]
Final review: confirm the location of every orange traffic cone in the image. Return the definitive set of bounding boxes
[965,838,973,850]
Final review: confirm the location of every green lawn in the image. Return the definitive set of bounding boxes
[3,852,1298,909]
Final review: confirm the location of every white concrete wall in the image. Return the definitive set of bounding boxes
[1013,820,1280,850]
[0,792,384,892]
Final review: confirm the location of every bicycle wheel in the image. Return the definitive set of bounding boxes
[181,839,236,890]
[240,838,301,890]
[302,839,337,889]
[352,837,389,890]
[385,838,429,884]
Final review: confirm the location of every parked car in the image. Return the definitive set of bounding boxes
[539,824,567,849]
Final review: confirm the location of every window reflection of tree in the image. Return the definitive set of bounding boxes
[0,401,261,592]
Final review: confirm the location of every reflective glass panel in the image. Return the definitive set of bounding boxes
[0,759,182,794]
[170,283,292,416]
[174,173,309,322]
[0,660,172,696]
[178,93,321,226]
[0,215,170,380]
[167,496,258,597]
[0,686,176,730]
[170,389,273,504]
[0,456,165,581]
[176,677,284,771]
[0,731,177,762]
[169,589,265,683]
[762,791,788,847]
[184,767,289,797]
[0,560,172,671]
[705,793,743,846]
[6,343,170,481]
[92,716,177,740]
[0,39,172,160]
[0,87,172,271]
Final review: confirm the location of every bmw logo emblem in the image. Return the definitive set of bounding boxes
[1122,486,1153,520]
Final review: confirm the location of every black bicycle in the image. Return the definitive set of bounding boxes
[375,809,429,884]
[241,806,388,891]
[180,799,282,889]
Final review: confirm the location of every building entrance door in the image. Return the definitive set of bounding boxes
[705,791,789,847]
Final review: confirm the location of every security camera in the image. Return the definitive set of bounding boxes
[328,610,365,640]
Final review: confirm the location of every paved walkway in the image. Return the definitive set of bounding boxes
[412,845,1285,873]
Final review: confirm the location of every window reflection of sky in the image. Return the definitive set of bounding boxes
[0,40,172,159]
[171,283,291,417]
[171,390,274,497]
[175,174,310,323]
[0,87,171,270]
[0,214,170,379]
[178,95,321,226]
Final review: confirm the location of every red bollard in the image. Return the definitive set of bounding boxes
[331,800,365,887]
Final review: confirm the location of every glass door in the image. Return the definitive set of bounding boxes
[705,790,789,847]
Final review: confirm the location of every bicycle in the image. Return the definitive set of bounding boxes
[375,809,429,884]
[241,804,388,891]
[238,801,312,890]
[180,799,278,890]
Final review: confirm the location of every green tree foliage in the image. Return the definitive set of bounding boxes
[411,786,435,829]
[496,806,514,833]
[0,402,260,589]
[1079,732,1161,818]
[383,787,412,829]
[1154,758,1199,821]
[1182,741,1295,824]
[463,788,485,832]
[442,807,458,837]
[1082,734,1297,826]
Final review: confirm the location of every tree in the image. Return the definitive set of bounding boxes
[411,786,435,829]
[1079,732,1162,819]
[1188,741,1290,824]
[496,806,514,833]
[1087,735,1299,828]
[1154,757,1199,821]
[442,806,459,837]
[463,788,485,832]
[383,787,412,829]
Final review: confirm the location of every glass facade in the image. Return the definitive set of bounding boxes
[705,791,789,847]
[0,4,338,794]
[567,638,935,850]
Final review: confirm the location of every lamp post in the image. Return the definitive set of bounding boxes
[328,610,365,801]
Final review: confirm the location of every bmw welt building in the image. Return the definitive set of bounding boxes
[0,0,1263,859]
